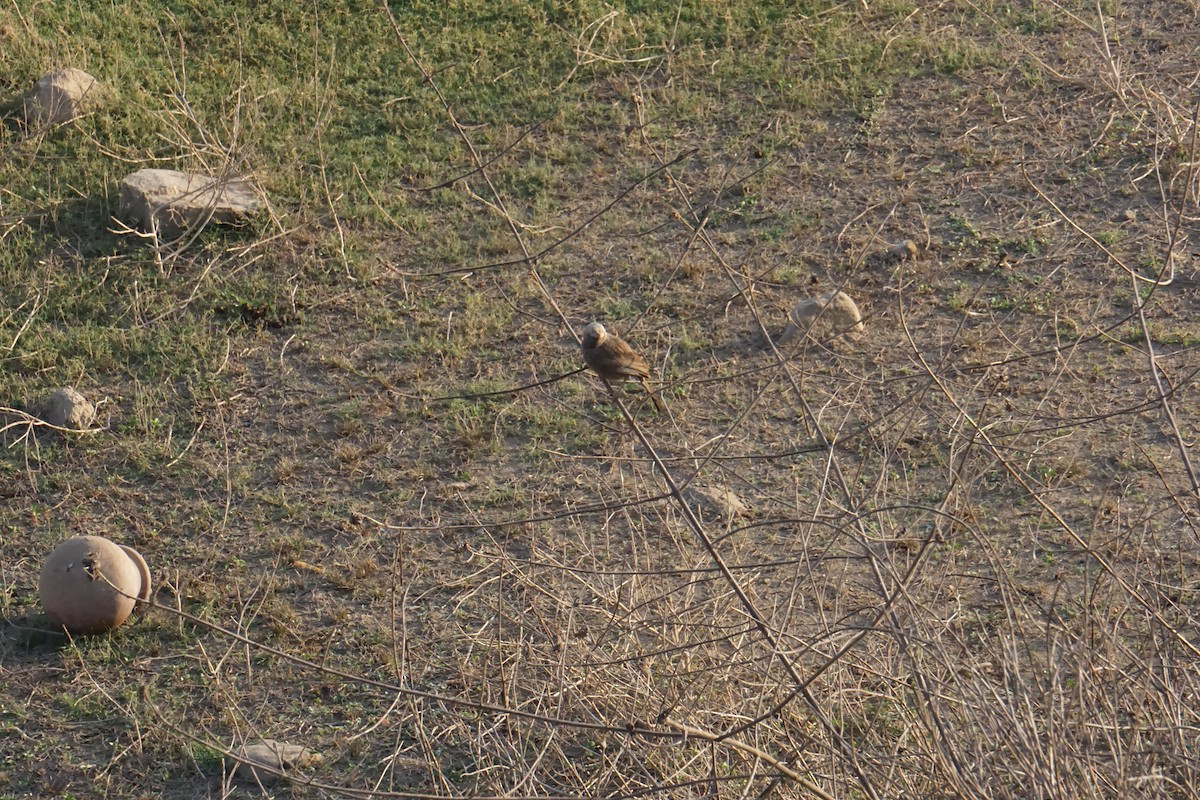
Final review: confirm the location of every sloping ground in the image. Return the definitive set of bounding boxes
[2,1,1198,797]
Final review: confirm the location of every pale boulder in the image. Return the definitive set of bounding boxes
[39,536,151,634]
[38,387,97,430]
[780,290,864,343]
[119,168,262,239]
[24,68,103,126]
[233,740,322,783]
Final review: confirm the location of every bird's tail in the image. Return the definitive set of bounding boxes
[641,379,665,412]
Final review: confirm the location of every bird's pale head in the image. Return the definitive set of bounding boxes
[581,321,608,349]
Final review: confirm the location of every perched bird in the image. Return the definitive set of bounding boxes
[580,321,664,411]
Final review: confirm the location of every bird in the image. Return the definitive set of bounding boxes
[580,321,664,412]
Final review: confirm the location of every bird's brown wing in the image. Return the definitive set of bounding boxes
[586,337,651,381]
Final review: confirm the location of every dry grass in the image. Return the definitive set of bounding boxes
[2,0,1200,798]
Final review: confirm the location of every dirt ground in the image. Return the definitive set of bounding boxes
[2,1,1200,798]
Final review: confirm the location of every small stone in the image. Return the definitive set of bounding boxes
[233,740,321,784]
[685,485,748,525]
[119,168,262,239]
[779,290,864,343]
[890,239,919,262]
[1121,209,1138,224]
[38,387,96,430]
[24,68,103,126]
[866,239,920,268]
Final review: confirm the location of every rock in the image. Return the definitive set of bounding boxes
[24,68,103,126]
[889,239,919,262]
[118,169,262,239]
[779,290,864,343]
[38,387,96,430]
[233,740,322,783]
[685,485,748,525]
[39,536,151,635]
[866,239,920,268]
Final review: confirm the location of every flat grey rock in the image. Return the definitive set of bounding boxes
[119,168,262,239]
[232,739,321,783]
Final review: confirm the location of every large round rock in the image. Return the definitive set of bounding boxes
[39,536,151,634]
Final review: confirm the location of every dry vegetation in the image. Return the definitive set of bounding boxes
[2,0,1200,798]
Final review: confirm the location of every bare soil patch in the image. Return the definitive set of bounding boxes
[2,1,1199,798]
